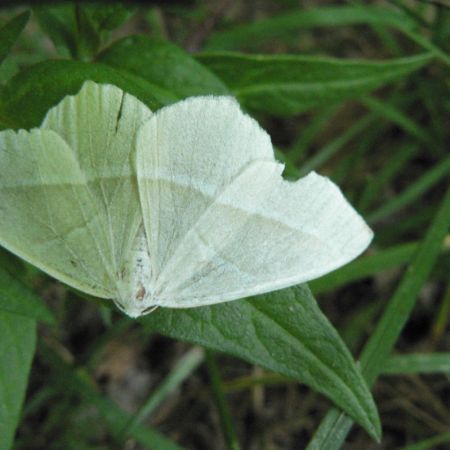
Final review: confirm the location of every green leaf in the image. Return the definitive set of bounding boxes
[197,52,433,116]
[297,113,376,176]
[205,5,416,51]
[358,143,420,212]
[399,432,450,450]
[73,4,101,60]
[34,4,101,59]
[205,351,241,450]
[97,35,228,98]
[205,4,449,65]
[367,155,450,224]
[287,105,339,163]
[383,353,450,375]
[0,266,55,324]
[41,341,185,450]
[309,241,419,295]
[33,4,133,60]
[0,11,30,67]
[0,59,176,129]
[33,4,77,58]
[117,348,205,443]
[141,285,381,440]
[361,96,432,144]
[86,3,136,33]
[0,310,36,450]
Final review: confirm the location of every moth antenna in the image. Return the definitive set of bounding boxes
[141,305,159,315]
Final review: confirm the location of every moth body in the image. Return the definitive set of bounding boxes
[116,226,155,317]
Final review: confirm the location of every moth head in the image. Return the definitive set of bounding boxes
[114,281,157,318]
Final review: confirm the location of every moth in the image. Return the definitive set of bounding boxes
[0,81,373,317]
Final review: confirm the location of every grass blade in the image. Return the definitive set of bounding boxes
[398,431,450,450]
[0,11,30,67]
[205,4,449,66]
[40,341,185,450]
[361,96,432,144]
[367,156,450,224]
[205,6,416,51]
[118,347,205,442]
[287,106,339,163]
[382,353,450,375]
[358,143,419,212]
[298,114,376,176]
[432,281,450,342]
[206,351,241,450]
[309,241,419,295]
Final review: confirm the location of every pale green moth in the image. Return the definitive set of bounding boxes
[0,81,373,318]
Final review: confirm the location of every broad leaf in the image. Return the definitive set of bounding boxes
[98,35,228,98]
[141,285,381,440]
[0,11,30,67]
[197,52,433,116]
[0,266,55,324]
[0,310,36,450]
[0,59,176,129]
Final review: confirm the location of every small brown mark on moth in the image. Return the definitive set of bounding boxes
[135,285,146,301]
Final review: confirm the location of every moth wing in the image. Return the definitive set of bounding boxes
[136,95,372,309]
[0,129,113,297]
[42,81,152,275]
[156,161,373,306]
[136,96,273,280]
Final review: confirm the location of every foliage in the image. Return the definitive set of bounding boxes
[0,2,448,449]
